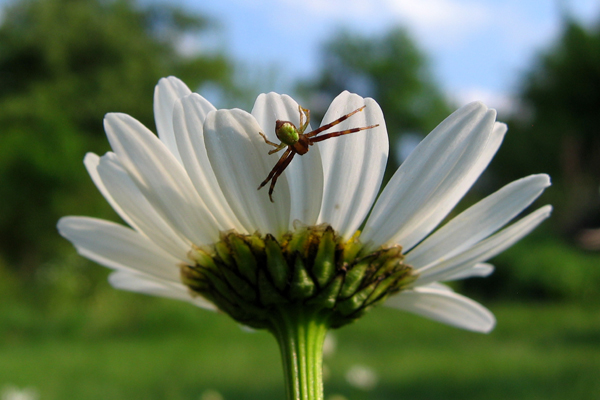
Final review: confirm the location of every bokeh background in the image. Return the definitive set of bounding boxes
[1,0,600,399]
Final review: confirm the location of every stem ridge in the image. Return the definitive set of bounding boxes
[268,306,329,400]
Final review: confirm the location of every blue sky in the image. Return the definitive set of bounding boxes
[175,0,600,113]
[1,0,597,112]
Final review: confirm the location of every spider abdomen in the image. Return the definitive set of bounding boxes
[275,120,300,146]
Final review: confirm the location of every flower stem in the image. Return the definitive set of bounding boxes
[267,306,330,400]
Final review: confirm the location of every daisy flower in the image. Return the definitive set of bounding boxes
[58,76,551,400]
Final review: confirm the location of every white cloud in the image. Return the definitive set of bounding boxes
[384,0,492,45]
[288,0,375,17]
[268,0,493,44]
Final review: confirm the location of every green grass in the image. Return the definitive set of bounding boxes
[1,297,599,400]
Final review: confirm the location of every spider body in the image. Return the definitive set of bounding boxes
[258,105,379,202]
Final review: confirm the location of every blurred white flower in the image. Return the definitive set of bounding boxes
[345,364,379,390]
[200,389,224,400]
[1,386,38,400]
[58,76,551,333]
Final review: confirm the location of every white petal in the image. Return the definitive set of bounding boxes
[421,282,455,292]
[154,76,192,163]
[57,216,182,283]
[386,285,496,333]
[406,174,551,269]
[94,152,192,260]
[104,113,220,245]
[362,103,504,251]
[108,270,216,311]
[251,93,324,227]
[204,108,291,237]
[84,152,130,224]
[415,205,552,285]
[317,91,388,238]
[173,94,245,232]
[444,263,494,281]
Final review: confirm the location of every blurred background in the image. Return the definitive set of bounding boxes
[1,0,600,399]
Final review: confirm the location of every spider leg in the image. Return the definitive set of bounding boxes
[298,105,310,134]
[268,145,287,155]
[259,131,287,154]
[309,124,379,143]
[258,131,282,148]
[305,105,367,138]
[267,151,296,202]
[258,148,292,191]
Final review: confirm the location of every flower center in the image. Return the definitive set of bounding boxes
[181,224,417,329]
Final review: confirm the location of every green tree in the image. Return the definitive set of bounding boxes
[299,28,451,176]
[466,17,600,301]
[0,0,233,275]
[493,19,600,234]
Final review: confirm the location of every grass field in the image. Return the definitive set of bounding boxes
[1,296,598,400]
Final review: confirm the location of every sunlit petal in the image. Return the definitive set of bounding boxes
[108,270,216,311]
[58,216,182,283]
[406,174,551,269]
[173,94,245,232]
[386,284,496,333]
[317,91,388,238]
[414,205,552,286]
[90,152,192,260]
[204,108,291,237]
[362,103,503,251]
[104,112,221,245]
[154,76,192,163]
[444,263,494,281]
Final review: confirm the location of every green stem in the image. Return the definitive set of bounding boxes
[268,306,330,400]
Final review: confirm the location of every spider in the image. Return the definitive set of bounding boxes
[257,104,379,202]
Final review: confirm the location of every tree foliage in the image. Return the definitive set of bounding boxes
[493,19,600,234]
[0,0,233,274]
